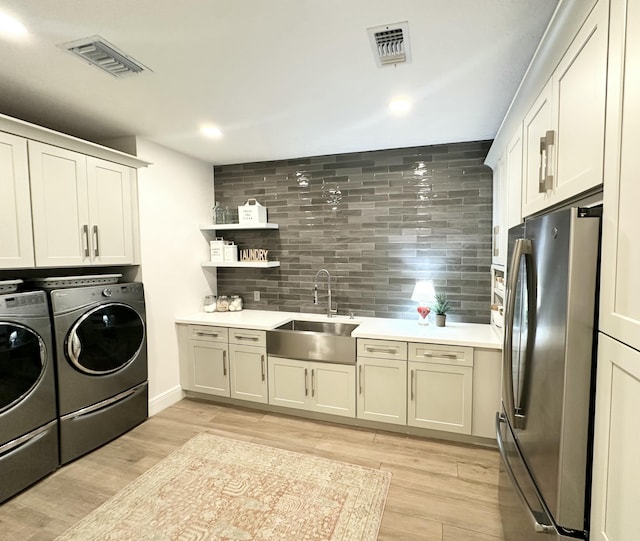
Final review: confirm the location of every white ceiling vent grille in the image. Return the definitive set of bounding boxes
[62,36,150,77]
[367,22,411,67]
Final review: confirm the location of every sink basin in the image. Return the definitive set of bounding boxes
[267,319,359,364]
[275,319,359,336]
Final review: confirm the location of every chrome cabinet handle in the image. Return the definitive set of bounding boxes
[304,368,309,396]
[82,224,90,257]
[410,369,415,401]
[261,355,265,382]
[195,331,219,337]
[234,334,259,341]
[538,130,555,193]
[311,369,315,398]
[359,365,363,395]
[365,346,398,354]
[222,350,227,376]
[93,225,100,257]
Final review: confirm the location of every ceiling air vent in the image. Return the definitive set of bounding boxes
[62,36,150,78]
[367,22,411,67]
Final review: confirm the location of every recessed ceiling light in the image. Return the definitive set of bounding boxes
[0,12,28,39]
[389,98,411,113]
[201,126,223,138]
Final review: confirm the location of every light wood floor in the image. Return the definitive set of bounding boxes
[0,399,505,540]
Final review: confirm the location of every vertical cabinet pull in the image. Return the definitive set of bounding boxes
[359,365,363,395]
[410,369,415,401]
[82,224,90,257]
[311,369,315,398]
[538,130,556,193]
[304,368,308,396]
[92,225,100,257]
[222,350,227,376]
[260,355,265,382]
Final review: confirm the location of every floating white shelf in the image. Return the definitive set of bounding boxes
[200,223,279,231]
[201,261,280,268]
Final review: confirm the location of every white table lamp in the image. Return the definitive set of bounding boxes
[411,280,436,326]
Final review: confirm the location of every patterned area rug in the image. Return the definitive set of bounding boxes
[55,433,391,540]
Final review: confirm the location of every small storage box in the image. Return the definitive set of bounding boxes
[210,238,226,262]
[223,243,238,262]
[238,199,268,225]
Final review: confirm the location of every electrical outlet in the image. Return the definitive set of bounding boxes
[253,291,260,302]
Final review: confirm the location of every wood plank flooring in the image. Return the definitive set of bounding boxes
[0,399,505,540]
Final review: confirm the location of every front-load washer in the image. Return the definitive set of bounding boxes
[0,290,58,503]
[50,282,148,465]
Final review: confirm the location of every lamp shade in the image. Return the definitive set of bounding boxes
[411,280,435,303]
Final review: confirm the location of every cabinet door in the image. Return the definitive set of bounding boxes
[408,361,473,434]
[599,0,640,351]
[0,133,34,268]
[267,356,309,411]
[185,339,229,396]
[590,334,640,541]
[229,344,268,404]
[506,126,523,229]
[29,141,89,267]
[310,362,355,418]
[357,357,407,425]
[492,154,507,266]
[522,81,553,217]
[552,0,607,204]
[86,157,134,265]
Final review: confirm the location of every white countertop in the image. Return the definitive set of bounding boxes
[175,310,502,350]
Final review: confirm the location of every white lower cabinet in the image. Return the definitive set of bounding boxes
[228,328,267,404]
[267,356,355,418]
[356,339,408,425]
[179,325,230,397]
[407,343,473,435]
[590,333,640,541]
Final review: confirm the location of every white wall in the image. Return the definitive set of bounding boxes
[135,139,215,414]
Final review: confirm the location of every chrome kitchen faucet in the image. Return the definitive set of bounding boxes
[313,269,337,318]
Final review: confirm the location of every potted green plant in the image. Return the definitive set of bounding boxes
[431,293,451,327]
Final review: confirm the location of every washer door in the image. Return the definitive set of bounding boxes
[0,323,46,413]
[66,303,145,375]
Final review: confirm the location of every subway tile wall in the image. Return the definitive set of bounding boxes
[213,140,493,323]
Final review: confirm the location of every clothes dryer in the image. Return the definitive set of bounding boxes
[0,290,58,503]
[50,282,148,465]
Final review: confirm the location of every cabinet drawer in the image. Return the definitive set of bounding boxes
[408,343,473,367]
[357,339,407,360]
[187,325,228,343]
[229,328,266,347]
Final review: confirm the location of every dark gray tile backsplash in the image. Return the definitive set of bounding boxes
[213,141,493,323]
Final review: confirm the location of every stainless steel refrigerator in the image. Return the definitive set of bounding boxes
[497,206,601,540]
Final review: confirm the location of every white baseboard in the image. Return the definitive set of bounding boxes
[148,385,184,416]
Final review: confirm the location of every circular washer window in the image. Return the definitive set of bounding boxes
[66,303,145,375]
[0,323,46,413]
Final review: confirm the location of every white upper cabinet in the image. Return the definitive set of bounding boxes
[491,154,507,267]
[599,0,640,350]
[29,141,135,267]
[0,132,34,268]
[505,126,523,230]
[522,0,608,217]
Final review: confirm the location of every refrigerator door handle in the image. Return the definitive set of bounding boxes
[496,413,557,535]
[503,237,532,428]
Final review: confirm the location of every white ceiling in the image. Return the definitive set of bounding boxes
[0,0,558,165]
